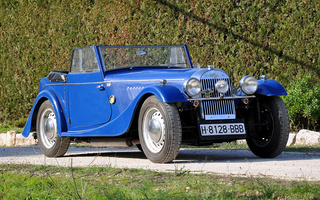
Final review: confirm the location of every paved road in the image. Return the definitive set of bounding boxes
[1,145,319,181]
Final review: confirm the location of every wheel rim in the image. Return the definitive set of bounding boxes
[252,104,274,147]
[39,108,58,149]
[142,107,166,153]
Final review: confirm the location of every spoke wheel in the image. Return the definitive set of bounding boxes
[139,96,182,163]
[37,100,70,157]
[247,96,289,158]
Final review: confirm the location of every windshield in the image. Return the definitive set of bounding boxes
[99,45,189,70]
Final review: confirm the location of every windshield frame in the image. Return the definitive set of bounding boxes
[97,45,193,72]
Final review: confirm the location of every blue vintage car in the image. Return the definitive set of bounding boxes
[22,45,289,163]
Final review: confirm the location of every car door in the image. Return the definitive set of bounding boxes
[67,47,111,129]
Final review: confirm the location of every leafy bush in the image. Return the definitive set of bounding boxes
[0,0,319,129]
[283,74,320,131]
[0,122,23,133]
[14,118,28,128]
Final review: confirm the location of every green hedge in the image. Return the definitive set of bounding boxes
[283,73,320,131]
[0,0,319,129]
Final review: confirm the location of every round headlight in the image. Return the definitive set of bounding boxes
[185,78,201,97]
[215,79,229,94]
[240,75,258,95]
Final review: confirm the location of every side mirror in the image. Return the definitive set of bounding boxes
[193,62,201,69]
[137,49,147,56]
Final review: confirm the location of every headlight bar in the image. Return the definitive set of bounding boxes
[187,95,256,101]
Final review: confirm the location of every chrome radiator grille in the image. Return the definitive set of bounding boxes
[200,78,236,120]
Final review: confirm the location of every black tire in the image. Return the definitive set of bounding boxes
[136,144,143,152]
[138,95,182,163]
[246,96,289,158]
[36,100,70,157]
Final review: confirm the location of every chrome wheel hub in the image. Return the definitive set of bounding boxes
[148,113,163,142]
[143,108,165,153]
[40,108,57,149]
[45,113,56,140]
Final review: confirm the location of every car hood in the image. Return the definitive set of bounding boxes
[104,67,229,83]
[103,67,232,118]
[104,68,197,82]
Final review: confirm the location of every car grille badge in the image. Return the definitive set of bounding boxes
[203,89,214,98]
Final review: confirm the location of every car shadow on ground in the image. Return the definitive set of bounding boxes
[63,147,320,164]
[1,146,319,164]
[65,149,147,160]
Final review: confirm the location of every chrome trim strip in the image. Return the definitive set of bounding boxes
[42,81,105,89]
[205,114,236,120]
[42,84,65,89]
[187,95,256,101]
[109,79,185,83]
[67,82,105,86]
[42,79,184,89]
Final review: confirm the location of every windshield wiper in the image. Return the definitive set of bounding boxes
[130,49,147,69]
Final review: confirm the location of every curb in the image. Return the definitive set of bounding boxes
[0,131,37,147]
[1,130,319,147]
[237,131,320,147]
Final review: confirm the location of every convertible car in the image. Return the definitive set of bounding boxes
[23,45,289,163]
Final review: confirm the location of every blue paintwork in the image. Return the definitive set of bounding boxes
[234,79,287,105]
[22,89,67,137]
[61,84,188,137]
[23,45,195,137]
[103,68,197,119]
[142,85,187,102]
[256,79,287,96]
[67,72,111,129]
[22,45,287,138]
[235,79,287,98]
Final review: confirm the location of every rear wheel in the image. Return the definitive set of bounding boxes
[138,96,182,163]
[36,100,70,157]
[247,96,289,158]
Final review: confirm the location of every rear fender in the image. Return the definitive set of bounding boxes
[22,90,67,137]
[255,79,287,96]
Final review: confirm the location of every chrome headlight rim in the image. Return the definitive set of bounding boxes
[240,75,258,95]
[215,79,229,94]
[184,78,201,97]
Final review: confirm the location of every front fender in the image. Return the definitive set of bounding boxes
[140,85,188,103]
[22,90,67,137]
[255,79,287,96]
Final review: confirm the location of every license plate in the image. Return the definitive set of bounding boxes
[200,123,246,136]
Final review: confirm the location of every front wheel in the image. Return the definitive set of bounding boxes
[247,96,289,158]
[36,100,70,157]
[138,96,182,163]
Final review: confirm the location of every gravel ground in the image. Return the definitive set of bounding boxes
[0,145,319,181]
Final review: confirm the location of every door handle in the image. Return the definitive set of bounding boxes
[96,84,105,90]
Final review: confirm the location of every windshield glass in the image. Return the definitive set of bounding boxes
[99,45,189,70]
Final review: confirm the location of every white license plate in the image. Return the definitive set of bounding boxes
[200,123,246,136]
